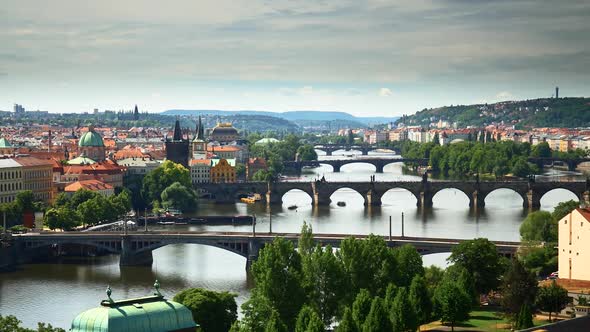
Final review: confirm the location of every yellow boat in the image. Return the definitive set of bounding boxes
[241,197,256,204]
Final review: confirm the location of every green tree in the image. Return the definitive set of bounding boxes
[394,244,424,287]
[520,211,556,242]
[536,281,570,321]
[552,200,579,221]
[235,163,246,177]
[519,245,558,277]
[297,145,318,161]
[500,259,538,322]
[432,132,440,145]
[531,142,551,158]
[448,238,504,295]
[391,287,419,332]
[240,296,275,332]
[515,303,534,330]
[424,265,445,293]
[142,160,191,205]
[173,288,237,332]
[336,307,357,332]
[433,279,472,332]
[15,190,36,212]
[298,221,315,256]
[351,289,372,331]
[0,315,66,332]
[68,189,99,209]
[265,310,288,332]
[511,157,534,177]
[248,237,305,330]
[362,297,391,332]
[409,275,433,325]
[295,305,324,332]
[161,182,198,212]
[252,170,274,182]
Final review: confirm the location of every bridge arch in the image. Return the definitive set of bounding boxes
[539,188,579,208]
[327,187,366,205]
[482,188,526,207]
[381,187,419,205]
[281,188,313,205]
[134,239,251,258]
[339,161,377,172]
[23,240,122,254]
[431,188,471,207]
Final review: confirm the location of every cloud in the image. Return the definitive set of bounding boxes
[379,88,393,97]
[495,91,513,100]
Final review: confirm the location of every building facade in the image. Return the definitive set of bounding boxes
[209,123,239,143]
[15,157,54,203]
[246,157,267,180]
[559,208,590,281]
[190,159,211,184]
[78,126,106,162]
[210,158,236,183]
[0,159,23,204]
[165,119,190,168]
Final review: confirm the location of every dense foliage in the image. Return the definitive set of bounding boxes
[173,288,238,332]
[396,97,590,128]
[248,134,317,178]
[138,160,198,212]
[0,315,65,332]
[535,281,570,321]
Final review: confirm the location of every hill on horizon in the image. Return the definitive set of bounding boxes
[396,97,590,128]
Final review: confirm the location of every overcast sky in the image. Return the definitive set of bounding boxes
[1,0,589,116]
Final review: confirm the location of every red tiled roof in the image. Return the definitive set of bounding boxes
[65,179,113,192]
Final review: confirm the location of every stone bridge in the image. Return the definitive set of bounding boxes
[284,158,429,173]
[199,180,590,209]
[528,157,590,172]
[313,144,400,156]
[10,232,520,269]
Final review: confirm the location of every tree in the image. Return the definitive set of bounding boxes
[448,238,504,295]
[511,157,534,178]
[394,244,424,287]
[347,130,355,145]
[142,160,191,205]
[297,145,318,161]
[536,281,570,321]
[240,295,275,332]
[390,287,419,332]
[173,288,237,332]
[352,289,372,331]
[433,280,471,331]
[515,303,534,330]
[248,237,305,330]
[0,315,66,332]
[68,189,99,209]
[500,259,538,322]
[520,211,556,243]
[336,307,357,332]
[531,142,551,158]
[295,306,324,332]
[432,132,440,145]
[424,265,445,293]
[161,182,198,212]
[265,310,288,332]
[235,163,246,177]
[15,190,36,212]
[362,297,391,332]
[299,221,315,256]
[552,200,579,221]
[409,275,433,325]
[252,170,274,182]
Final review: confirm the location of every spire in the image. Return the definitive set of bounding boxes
[133,105,139,120]
[173,117,182,141]
[196,116,204,140]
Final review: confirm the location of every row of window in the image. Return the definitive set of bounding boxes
[0,182,22,192]
[24,170,51,179]
[0,170,22,180]
[0,195,16,203]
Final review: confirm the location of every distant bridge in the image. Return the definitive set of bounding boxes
[284,158,429,173]
[313,144,400,156]
[11,232,520,269]
[199,180,590,209]
[528,157,590,172]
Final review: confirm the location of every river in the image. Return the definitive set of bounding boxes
[0,151,582,329]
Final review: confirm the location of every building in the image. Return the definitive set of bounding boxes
[118,157,161,176]
[14,157,54,203]
[65,179,114,197]
[208,145,248,163]
[60,162,125,189]
[0,159,22,204]
[246,157,267,180]
[210,158,236,183]
[190,159,211,184]
[0,137,15,156]
[191,116,207,159]
[78,125,106,162]
[165,119,190,168]
[558,208,590,281]
[70,283,197,332]
[210,122,239,143]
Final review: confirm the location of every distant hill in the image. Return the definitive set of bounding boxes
[162,109,398,127]
[397,97,590,128]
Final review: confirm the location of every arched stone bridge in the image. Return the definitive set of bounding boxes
[313,144,400,156]
[284,158,429,173]
[528,157,590,172]
[199,180,590,209]
[12,232,520,269]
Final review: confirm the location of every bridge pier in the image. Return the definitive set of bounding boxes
[333,164,341,173]
[361,149,369,156]
[326,150,333,156]
[314,193,332,206]
[470,191,485,208]
[120,238,153,266]
[525,190,541,210]
[265,191,283,205]
[365,190,382,206]
[419,191,433,208]
[246,239,262,271]
[375,163,384,173]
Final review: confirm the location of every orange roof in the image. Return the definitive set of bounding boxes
[208,145,241,152]
[113,148,147,160]
[65,179,113,192]
[14,156,54,167]
[190,159,212,166]
[575,208,590,222]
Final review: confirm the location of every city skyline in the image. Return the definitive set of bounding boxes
[1,0,589,116]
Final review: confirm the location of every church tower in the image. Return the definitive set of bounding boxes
[133,105,139,120]
[165,118,190,167]
[192,116,207,159]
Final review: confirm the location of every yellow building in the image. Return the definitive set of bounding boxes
[0,159,23,204]
[558,208,590,281]
[15,157,54,203]
[210,158,236,183]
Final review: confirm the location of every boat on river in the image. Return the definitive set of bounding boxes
[288,205,298,210]
[337,201,346,207]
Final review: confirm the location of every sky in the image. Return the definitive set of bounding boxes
[0,0,589,117]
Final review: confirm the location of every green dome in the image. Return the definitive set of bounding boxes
[79,126,105,147]
[70,295,196,332]
[0,137,12,148]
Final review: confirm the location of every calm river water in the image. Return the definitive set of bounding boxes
[0,151,582,328]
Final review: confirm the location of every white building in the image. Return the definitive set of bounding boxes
[558,208,590,281]
[117,157,162,176]
[190,159,211,184]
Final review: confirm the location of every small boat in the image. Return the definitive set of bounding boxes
[241,197,256,204]
[288,205,298,210]
[337,201,346,207]
[157,221,175,225]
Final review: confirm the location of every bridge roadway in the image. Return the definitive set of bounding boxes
[199,180,590,209]
[313,144,399,156]
[12,231,520,269]
[284,158,429,173]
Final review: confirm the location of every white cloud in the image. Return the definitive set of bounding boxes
[495,91,513,100]
[379,88,393,97]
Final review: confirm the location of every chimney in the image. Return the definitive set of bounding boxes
[555,86,559,99]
